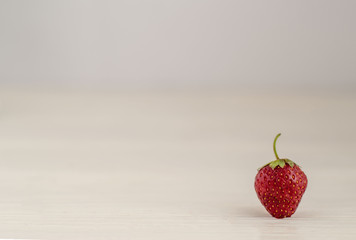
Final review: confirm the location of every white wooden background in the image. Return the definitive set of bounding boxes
[0,88,355,239]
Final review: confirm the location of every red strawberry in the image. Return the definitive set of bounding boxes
[255,133,308,218]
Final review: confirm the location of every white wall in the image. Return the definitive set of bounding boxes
[1,0,355,89]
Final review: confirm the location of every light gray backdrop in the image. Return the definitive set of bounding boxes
[1,0,355,90]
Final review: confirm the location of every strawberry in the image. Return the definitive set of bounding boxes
[254,133,308,218]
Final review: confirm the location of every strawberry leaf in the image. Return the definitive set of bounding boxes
[279,160,286,168]
[285,159,295,167]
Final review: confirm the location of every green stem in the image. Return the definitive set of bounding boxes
[273,133,281,159]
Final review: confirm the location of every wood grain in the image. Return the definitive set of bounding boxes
[0,88,355,239]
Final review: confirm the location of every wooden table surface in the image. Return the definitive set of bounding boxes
[0,88,355,239]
